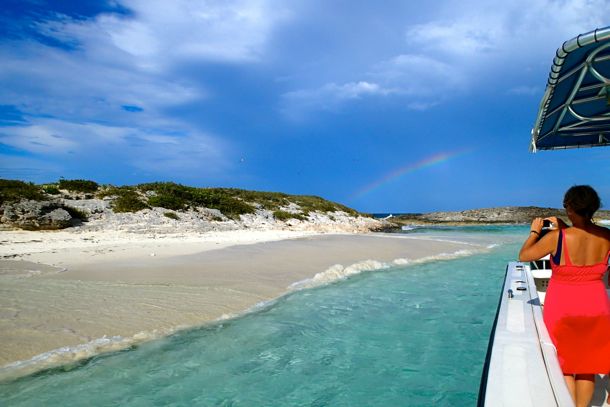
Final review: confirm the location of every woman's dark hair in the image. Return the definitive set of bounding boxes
[563,185,601,219]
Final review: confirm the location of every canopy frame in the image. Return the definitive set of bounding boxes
[531,27,610,151]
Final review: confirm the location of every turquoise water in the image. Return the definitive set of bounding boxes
[1,227,525,406]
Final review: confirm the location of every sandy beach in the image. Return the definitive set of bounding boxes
[0,228,481,380]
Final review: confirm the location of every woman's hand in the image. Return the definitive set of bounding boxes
[519,217,557,261]
[544,216,567,230]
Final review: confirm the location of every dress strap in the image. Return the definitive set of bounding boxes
[562,229,573,266]
[551,230,562,265]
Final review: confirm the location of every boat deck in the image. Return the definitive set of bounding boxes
[479,261,610,406]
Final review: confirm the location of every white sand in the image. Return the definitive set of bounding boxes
[0,228,482,379]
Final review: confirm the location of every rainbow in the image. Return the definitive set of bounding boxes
[352,148,472,199]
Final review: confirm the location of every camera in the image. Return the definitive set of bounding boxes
[540,219,553,238]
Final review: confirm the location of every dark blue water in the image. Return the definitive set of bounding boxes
[0,227,524,406]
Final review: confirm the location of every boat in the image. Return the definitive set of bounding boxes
[478,27,610,406]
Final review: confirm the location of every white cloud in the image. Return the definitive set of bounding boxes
[0,118,230,177]
[0,44,195,126]
[3,0,609,136]
[286,81,388,102]
[333,81,388,98]
[370,54,466,111]
[1,1,288,123]
[405,0,610,64]
[281,53,466,117]
[281,81,391,118]
[406,21,502,57]
[383,0,610,110]
[0,123,79,154]
[0,0,288,179]
[38,0,290,66]
[372,54,464,94]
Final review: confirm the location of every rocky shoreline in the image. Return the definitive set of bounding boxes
[0,195,388,234]
[0,180,392,233]
[5,198,610,235]
[387,206,610,227]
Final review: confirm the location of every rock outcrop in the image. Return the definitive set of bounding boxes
[0,200,85,230]
[0,196,387,233]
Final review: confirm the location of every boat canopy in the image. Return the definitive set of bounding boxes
[531,27,610,151]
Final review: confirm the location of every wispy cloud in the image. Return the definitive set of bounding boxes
[281,53,463,116]
[373,54,462,89]
[35,0,290,65]
[0,41,194,124]
[0,0,291,180]
[280,0,610,118]
[404,0,610,67]
[281,81,391,118]
[0,118,230,178]
[406,21,502,57]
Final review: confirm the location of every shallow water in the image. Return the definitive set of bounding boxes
[1,227,525,406]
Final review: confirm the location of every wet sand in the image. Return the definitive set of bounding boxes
[0,231,480,379]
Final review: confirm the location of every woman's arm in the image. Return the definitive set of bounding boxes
[518,217,558,261]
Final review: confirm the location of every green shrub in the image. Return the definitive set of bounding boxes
[103,182,359,219]
[148,194,185,210]
[191,189,255,219]
[110,189,149,213]
[58,179,99,193]
[164,212,179,220]
[273,210,306,221]
[217,189,359,216]
[0,179,45,204]
[139,182,196,211]
[293,195,358,216]
[42,185,60,195]
[139,182,194,200]
[224,189,289,211]
[97,186,127,198]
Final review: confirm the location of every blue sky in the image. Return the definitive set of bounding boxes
[1,0,609,213]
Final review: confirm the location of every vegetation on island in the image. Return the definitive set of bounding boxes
[100,187,150,213]
[0,179,98,205]
[273,210,306,222]
[57,179,99,193]
[0,179,361,222]
[0,179,45,204]
[163,212,180,220]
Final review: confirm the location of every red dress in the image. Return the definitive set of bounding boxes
[543,230,610,374]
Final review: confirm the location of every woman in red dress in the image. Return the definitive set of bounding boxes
[519,185,610,407]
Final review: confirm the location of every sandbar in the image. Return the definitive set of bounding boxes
[0,229,481,379]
